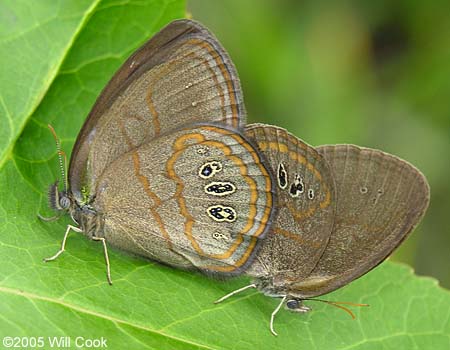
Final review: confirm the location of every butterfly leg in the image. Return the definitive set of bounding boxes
[43,224,82,262]
[214,283,257,304]
[92,237,112,285]
[270,295,287,336]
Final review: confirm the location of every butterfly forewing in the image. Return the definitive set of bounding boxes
[69,19,246,205]
[93,125,275,275]
[290,145,430,297]
[244,124,336,286]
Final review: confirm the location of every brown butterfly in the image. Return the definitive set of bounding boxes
[215,124,429,335]
[40,20,276,282]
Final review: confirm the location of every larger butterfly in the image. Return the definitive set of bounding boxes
[41,19,276,282]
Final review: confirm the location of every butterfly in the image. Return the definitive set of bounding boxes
[40,19,276,283]
[214,124,429,335]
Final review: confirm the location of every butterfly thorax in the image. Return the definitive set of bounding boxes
[254,270,317,300]
[254,276,289,298]
[70,197,105,239]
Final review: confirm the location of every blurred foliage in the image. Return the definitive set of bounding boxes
[189,0,450,287]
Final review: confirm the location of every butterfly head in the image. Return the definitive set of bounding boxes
[47,180,72,212]
[285,298,311,313]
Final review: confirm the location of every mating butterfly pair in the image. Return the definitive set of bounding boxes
[41,20,429,335]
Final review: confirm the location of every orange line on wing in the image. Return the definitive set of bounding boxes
[203,236,258,272]
[132,152,161,206]
[145,38,239,135]
[167,132,245,261]
[227,133,273,237]
[145,61,180,136]
[273,227,322,249]
[201,126,273,237]
[185,52,226,119]
[146,90,161,136]
[132,150,173,249]
[257,141,288,153]
[165,127,271,270]
[118,116,146,149]
[187,38,239,128]
[264,127,312,154]
[257,140,332,221]
[285,202,315,221]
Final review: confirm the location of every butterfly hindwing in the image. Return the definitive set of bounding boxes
[244,124,336,285]
[93,124,275,275]
[290,145,430,297]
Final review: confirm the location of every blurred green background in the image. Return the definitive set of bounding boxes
[188,0,450,287]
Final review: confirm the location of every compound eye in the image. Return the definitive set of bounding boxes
[286,299,300,310]
[59,195,71,209]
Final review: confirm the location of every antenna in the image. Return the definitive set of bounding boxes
[47,124,68,193]
[303,298,369,319]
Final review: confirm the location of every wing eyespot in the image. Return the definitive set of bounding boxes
[204,181,236,196]
[277,162,288,189]
[289,174,304,198]
[207,205,237,222]
[199,161,222,178]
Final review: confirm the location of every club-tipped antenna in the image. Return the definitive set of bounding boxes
[47,124,68,193]
[303,298,369,319]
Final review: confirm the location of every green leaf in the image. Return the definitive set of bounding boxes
[0,0,98,167]
[1,1,449,349]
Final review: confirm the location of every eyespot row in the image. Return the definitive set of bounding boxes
[278,162,315,200]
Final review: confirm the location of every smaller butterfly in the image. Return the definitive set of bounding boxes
[214,124,429,335]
